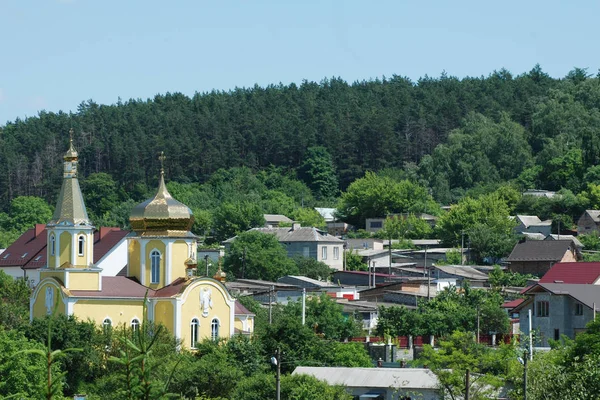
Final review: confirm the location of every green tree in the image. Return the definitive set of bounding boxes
[289,207,326,229]
[212,201,266,241]
[282,373,352,400]
[298,146,339,200]
[293,256,333,280]
[337,172,439,228]
[81,172,122,220]
[7,196,53,233]
[224,231,297,281]
[0,270,31,331]
[0,329,47,398]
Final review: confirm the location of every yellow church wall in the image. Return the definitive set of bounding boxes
[145,240,166,288]
[128,239,141,281]
[171,241,189,280]
[40,270,66,284]
[31,281,66,319]
[179,281,232,348]
[72,299,144,327]
[153,300,174,331]
[234,318,243,332]
[68,271,100,291]
[59,231,71,266]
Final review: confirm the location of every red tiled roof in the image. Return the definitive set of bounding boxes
[539,262,600,284]
[235,301,255,316]
[0,225,129,270]
[70,276,153,298]
[501,298,524,309]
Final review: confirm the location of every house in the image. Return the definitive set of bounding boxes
[346,238,385,251]
[263,214,293,227]
[545,234,584,249]
[432,265,489,287]
[224,223,345,270]
[0,224,128,286]
[513,215,552,237]
[577,210,600,235]
[506,240,579,276]
[30,138,252,348]
[514,262,600,346]
[293,366,440,400]
[332,270,399,287]
[523,189,557,198]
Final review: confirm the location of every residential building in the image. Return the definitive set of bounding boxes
[513,215,552,237]
[0,224,128,286]
[545,234,584,249]
[514,262,600,346]
[522,189,557,198]
[224,223,345,270]
[30,139,252,348]
[263,214,293,227]
[293,366,440,400]
[346,238,385,251]
[577,210,600,235]
[507,240,579,276]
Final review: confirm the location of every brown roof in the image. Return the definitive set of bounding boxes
[507,240,575,262]
[0,225,129,270]
[235,301,255,316]
[70,276,153,298]
[152,277,190,298]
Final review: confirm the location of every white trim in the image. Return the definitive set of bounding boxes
[71,232,76,264]
[130,317,141,331]
[64,271,70,288]
[149,248,161,284]
[66,298,76,316]
[78,235,85,257]
[190,317,200,348]
[140,240,147,285]
[49,234,56,257]
[54,232,60,268]
[174,298,182,340]
[102,316,113,330]
[210,316,221,340]
[166,241,172,285]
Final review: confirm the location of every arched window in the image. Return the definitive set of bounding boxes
[190,318,199,348]
[103,318,112,332]
[211,318,219,341]
[50,235,56,256]
[78,235,85,256]
[150,250,161,284]
[131,318,140,333]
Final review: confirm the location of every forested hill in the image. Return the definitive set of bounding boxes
[1,65,599,211]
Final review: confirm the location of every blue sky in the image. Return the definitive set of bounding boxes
[1,0,598,124]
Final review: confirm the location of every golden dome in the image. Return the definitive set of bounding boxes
[64,129,78,160]
[129,153,194,236]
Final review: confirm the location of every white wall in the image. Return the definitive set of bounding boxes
[98,238,128,276]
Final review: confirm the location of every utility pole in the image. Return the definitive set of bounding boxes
[302,288,306,325]
[461,230,465,265]
[388,237,392,276]
[476,304,480,344]
[241,247,247,279]
[426,245,431,300]
[269,285,274,324]
[465,368,470,400]
[523,348,528,400]
[372,261,377,287]
[275,348,281,400]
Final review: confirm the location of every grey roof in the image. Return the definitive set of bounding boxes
[507,240,575,262]
[546,235,584,248]
[584,210,600,223]
[516,215,551,227]
[355,249,389,257]
[535,283,600,309]
[292,367,439,390]
[411,239,441,246]
[521,232,546,240]
[277,275,338,288]
[434,265,489,280]
[263,214,293,223]
[224,226,344,244]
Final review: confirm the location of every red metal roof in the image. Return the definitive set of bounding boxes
[539,262,600,284]
[70,276,153,298]
[0,225,129,270]
[235,301,255,316]
[501,298,524,309]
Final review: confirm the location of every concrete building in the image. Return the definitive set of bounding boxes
[224,223,345,270]
[293,366,440,400]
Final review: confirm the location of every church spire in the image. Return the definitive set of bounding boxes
[48,129,91,227]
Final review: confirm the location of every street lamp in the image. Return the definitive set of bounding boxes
[271,348,281,400]
[518,348,529,400]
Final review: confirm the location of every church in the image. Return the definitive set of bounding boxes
[30,133,254,348]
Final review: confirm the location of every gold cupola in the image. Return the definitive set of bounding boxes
[129,152,195,237]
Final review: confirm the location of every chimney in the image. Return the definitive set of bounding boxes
[292,222,301,231]
[35,224,46,238]
[99,227,112,240]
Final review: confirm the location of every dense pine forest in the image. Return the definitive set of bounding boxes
[2,65,600,239]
